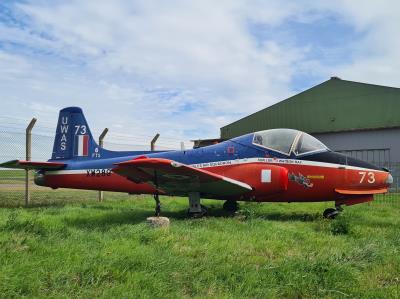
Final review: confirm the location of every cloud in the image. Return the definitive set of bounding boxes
[315,0,400,86]
[0,0,399,148]
[0,51,32,78]
[16,0,303,103]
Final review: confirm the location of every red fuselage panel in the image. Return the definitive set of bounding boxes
[41,161,390,204]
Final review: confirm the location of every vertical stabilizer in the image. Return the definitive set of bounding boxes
[51,107,98,160]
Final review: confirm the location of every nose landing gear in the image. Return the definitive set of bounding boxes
[323,205,343,219]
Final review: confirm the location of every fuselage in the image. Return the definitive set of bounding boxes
[36,130,392,204]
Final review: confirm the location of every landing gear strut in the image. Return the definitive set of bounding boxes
[153,193,161,217]
[223,200,239,212]
[187,192,207,217]
[153,170,161,217]
[323,205,343,219]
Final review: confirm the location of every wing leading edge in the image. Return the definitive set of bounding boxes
[113,157,252,197]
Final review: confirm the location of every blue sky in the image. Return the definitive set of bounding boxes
[0,0,399,147]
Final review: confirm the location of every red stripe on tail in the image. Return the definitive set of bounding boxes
[83,135,89,156]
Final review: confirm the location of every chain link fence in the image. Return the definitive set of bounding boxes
[0,122,188,207]
[0,124,399,207]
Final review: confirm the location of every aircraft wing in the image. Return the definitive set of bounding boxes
[0,159,66,170]
[113,157,253,197]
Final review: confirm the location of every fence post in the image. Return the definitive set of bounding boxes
[98,128,109,202]
[25,118,37,207]
[151,133,160,151]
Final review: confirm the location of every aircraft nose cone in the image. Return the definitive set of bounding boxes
[386,173,393,185]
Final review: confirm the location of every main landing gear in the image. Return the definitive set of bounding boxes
[223,200,239,212]
[187,192,207,218]
[153,193,161,216]
[153,171,161,217]
[153,192,208,218]
[323,205,343,219]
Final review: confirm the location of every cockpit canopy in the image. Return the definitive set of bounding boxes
[253,128,328,156]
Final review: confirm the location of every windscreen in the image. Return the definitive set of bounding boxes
[294,132,328,155]
[253,129,299,154]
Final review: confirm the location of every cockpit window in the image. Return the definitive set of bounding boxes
[253,129,329,156]
[253,129,299,155]
[293,132,328,155]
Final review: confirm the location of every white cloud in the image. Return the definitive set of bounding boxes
[0,0,399,148]
[317,0,400,86]
[0,51,32,78]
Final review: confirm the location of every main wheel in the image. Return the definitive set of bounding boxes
[223,200,239,212]
[323,208,339,219]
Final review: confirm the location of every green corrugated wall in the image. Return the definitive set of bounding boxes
[220,78,400,139]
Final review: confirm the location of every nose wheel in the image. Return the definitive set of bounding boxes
[323,205,343,219]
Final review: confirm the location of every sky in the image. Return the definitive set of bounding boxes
[1,0,400,147]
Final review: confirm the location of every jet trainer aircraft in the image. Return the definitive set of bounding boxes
[1,107,393,218]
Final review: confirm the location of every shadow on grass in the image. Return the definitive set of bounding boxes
[65,205,328,230]
[64,208,192,230]
[65,210,151,229]
[63,205,241,230]
[64,206,322,231]
[259,212,322,222]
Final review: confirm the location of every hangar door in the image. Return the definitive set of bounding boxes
[337,149,390,167]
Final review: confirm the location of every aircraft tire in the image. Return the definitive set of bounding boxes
[223,200,239,212]
[323,208,339,219]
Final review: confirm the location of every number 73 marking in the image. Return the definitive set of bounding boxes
[359,171,375,184]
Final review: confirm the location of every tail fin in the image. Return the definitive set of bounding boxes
[52,107,100,160]
[51,107,167,161]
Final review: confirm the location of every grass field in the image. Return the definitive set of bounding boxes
[0,188,399,298]
[0,169,26,184]
[0,170,25,178]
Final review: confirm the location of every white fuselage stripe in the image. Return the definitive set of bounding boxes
[44,157,385,176]
[191,157,384,172]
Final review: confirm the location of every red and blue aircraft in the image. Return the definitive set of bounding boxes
[1,107,393,218]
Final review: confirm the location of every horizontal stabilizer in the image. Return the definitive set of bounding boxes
[0,160,66,170]
[113,157,252,197]
[335,188,388,195]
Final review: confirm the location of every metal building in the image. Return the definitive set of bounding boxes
[220,77,400,167]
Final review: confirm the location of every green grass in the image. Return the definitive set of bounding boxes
[0,169,26,184]
[0,170,25,179]
[0,191,399,298]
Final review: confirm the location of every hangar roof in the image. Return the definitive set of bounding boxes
[220,77,400,139]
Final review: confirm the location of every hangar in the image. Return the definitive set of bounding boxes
[220,77,400,169]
